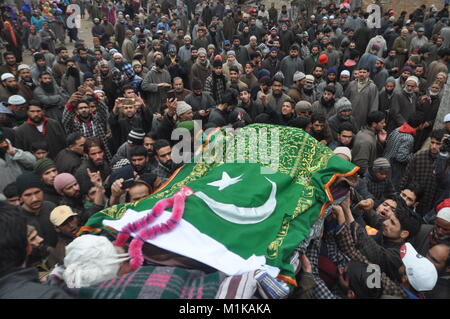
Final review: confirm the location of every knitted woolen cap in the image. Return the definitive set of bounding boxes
[33,158,56,177]
[335,97,352,113]
[372,157,391,171]
[176,101,192,116]
[127,129,145,145]
[16,172,43,196]
[54,173,77,195]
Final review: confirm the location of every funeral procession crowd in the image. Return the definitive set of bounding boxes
[1,0,450,300]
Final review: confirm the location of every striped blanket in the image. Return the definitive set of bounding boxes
[48,265,226,299]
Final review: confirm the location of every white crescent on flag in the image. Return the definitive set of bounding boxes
[194,177,277,224]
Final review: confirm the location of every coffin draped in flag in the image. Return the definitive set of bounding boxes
[81,124,358,285]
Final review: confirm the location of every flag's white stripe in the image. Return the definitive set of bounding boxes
[104,209,280,277]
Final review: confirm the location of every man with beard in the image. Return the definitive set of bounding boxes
[279,44,304,88]
[239,62,258,90]
[204,58,227,105]
[312,86,337,119]
[412,206,450,259]
[223,10,236,41]
[134,38,149,59]
[16,171,58,248]
[190,47,212,89]
[0,51,19,77]
[61,59,82,96]
[39,21,56,54]
[231,36,250,66]
[25,224,50,276]
[316,68,344,100]
[178,35,193,64]
[304,45,321,76]
[103,67,124,109]
[54,172,104,225]
[0,73,27,103]
[379,77,396,124]
[55,133,86,176]
[193,28,209,51]
[141,57,172,115]
[75,137,111,196]
[222,51,243,81]
[167,77,192,101]
[114,14,126,49]
[33,72,68,123]
[415,82,443,152]
[227,66,248,91]
[101,16,115,46]
[258,74,290,113]
[63,94,112,162]
[327,97,358,140]
[352,111,386,175]
[345,67,379,130]
[152,139,180,183]
[309,112,333,145]
[261,47,280,78]
[238,87,264,123]
[17,65,36,101]
[393,66,413,94]
[47,206,81,268]
[185,78,215,120]
[15,103,66,160]
[91,18,105,44]
[30,53,53,86]
[122,30,136,63]
[399,129,444,217]
[94,60,111,91]
[33,158,61,205]
[287,71,306,103]
[387,76,419,133]
[52,47,70,86]
[107,145,157,196]
[0,129,36,198]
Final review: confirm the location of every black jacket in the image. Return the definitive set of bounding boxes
[55,148,83,175]
[15,119,66,160]
[18,201,58,247]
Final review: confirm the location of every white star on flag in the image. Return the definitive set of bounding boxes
[207,172,243,191]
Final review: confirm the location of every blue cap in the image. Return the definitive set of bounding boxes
[224,40,231,46]
[270,46,278,52]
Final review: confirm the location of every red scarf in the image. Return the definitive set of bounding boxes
[27,116,48,135]
[399,122,417,136]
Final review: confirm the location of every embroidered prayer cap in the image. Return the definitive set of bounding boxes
[7,95,26,105]
[1,73,15,81]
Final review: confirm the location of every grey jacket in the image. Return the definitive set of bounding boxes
[345,80,379,130]
[141,67,172,114]
[0,268,72,299]
[0,146,36,198]
[352,127,378,174]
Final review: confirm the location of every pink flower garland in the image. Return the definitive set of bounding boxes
[114,186,194,270]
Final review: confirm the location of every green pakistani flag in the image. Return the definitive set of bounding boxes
[82,124,358,284]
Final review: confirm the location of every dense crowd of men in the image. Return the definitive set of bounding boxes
[1,0,450,299]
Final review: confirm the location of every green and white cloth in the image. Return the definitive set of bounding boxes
[82,124,358,284]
